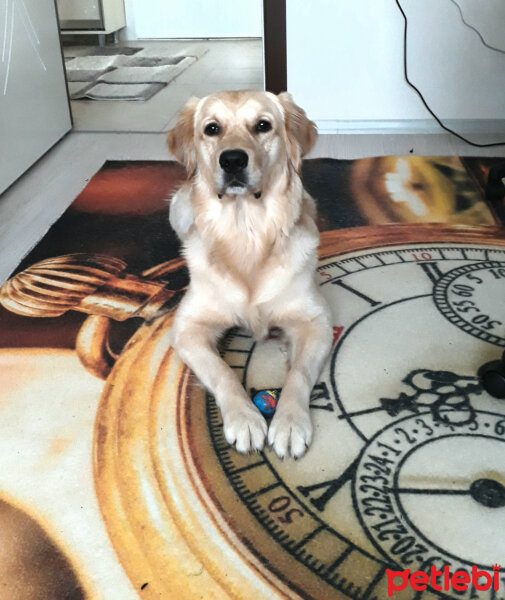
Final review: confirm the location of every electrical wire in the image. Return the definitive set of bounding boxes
[394,0,505,147]
[448,0,505,56]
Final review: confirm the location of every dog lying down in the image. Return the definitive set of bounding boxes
[167,90,332,459]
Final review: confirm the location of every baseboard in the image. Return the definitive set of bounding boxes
[314,119,505,135]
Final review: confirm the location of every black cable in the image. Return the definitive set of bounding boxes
[448,0,505,56]
[394,0,505,148]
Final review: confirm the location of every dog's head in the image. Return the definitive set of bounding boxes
[167,90,317,198]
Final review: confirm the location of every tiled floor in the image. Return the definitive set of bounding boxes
[64,39,264,132]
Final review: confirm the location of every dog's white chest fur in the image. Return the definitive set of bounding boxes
[172,187,319,338]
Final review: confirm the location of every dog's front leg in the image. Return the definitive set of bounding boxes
[268,313,332,459]
[173,323,268,453]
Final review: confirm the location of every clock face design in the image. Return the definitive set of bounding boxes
[200,243,505,600]
[354,410,505,575]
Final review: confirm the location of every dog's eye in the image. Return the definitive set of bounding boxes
[204,122,220,136]
[255,120,272,133]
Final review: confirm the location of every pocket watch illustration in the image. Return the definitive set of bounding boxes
[3,225,505,599]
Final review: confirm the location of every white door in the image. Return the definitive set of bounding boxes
[0,0,71,194]
[127,0,263,39]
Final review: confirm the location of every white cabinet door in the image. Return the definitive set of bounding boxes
[56,0,103,29]
[0,0,71,194]
[56,0,126,33]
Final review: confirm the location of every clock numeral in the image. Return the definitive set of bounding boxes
[331,280,381,307]
[465,273,483,284]
[393,427,416,445]
[371,516,407,535]
[309,382,334,412]
[412,251,434,262]
[418,261,444,284]
[297,458,359,512]
[376,441,401,457]
[267,496,304,524]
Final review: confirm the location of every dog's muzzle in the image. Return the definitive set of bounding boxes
[217,149,261,199]
[218,149,248,195]
[219,149,248,175]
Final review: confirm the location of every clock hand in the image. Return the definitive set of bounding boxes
[338,394,421,420]
[392,487,469,495]
[391,478,505,508]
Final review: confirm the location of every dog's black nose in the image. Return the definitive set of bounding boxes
[219,149,248,174]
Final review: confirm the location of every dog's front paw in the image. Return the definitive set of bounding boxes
[268,404,312,460]
[222,404,268,454]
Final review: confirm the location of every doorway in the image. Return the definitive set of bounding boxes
[57,0,267,132]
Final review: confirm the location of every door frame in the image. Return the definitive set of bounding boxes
[263,0,287,94]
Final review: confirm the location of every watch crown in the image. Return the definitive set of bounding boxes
[0,253,127,317]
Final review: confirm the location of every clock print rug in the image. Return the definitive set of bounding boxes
[1,156,505,600]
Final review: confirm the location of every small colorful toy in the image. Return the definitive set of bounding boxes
[252,388,281,416]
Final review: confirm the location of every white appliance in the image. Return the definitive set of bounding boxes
[56,0,126,36]
[0,0,72,195]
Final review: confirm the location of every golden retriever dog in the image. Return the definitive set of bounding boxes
[167,90,332,459]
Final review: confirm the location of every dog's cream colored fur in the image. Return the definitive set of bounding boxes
[167,90,332,459]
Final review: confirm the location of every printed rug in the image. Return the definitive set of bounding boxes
[1,156,505,599]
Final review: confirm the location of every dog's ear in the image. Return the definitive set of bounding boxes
[277,92,317,171]
[167,97,200,176]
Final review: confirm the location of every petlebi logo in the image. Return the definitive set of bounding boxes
[386,564,501,596]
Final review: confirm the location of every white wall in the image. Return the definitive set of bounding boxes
[286,0,505,131]
[123,0,262,40]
